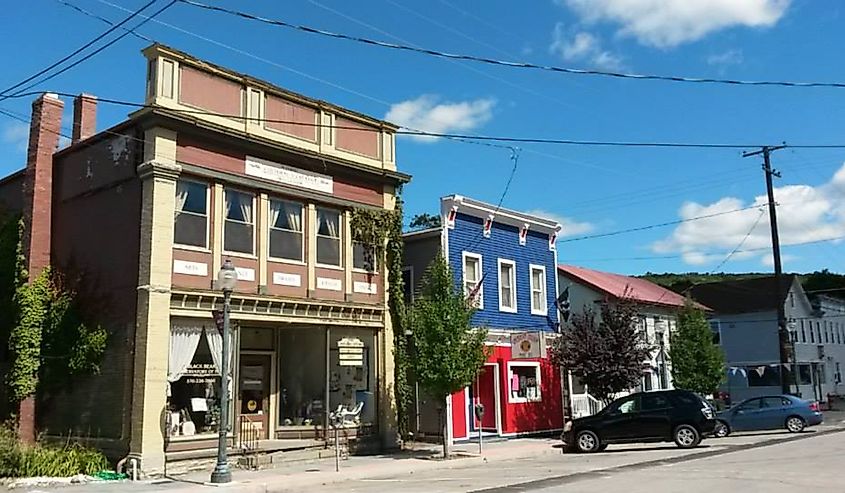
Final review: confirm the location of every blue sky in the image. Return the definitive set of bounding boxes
[2,0,845,276]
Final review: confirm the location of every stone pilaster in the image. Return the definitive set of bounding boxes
[379,184,399,448]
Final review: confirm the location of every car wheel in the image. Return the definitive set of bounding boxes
[674,424,701,449]
[575,430,601,453]
[714,421,730,438]
[786,416,805,433]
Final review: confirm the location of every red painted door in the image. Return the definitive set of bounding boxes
[476,366,497,431]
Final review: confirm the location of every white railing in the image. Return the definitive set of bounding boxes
[570,394,604,418]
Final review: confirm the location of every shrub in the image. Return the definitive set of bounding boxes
[0,425,109,478]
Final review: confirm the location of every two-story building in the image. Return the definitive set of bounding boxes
[557,265,693,416]
[403,195,563,443]
[690,276,845,404]
[0,44,409,475]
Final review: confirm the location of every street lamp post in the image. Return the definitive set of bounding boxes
[211,259,237,484]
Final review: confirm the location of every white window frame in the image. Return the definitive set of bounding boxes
[529,264,547,316]
[223,187,256,257]
[352,242,379,274]
[507,361,542,404]
[462,251,483,310]
[315,206,343,268]
[497,258,517,313]
[174,179,210,251]
[267,197,305,264]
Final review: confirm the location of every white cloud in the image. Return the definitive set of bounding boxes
[525,209,595,237]
[558,0,790,48]
[549,23,624,70]
[653,163,845,268]
[384,95,495,143]
[707,49,744,67]
[2,121,29,152]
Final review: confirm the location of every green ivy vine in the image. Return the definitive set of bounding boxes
[350,200,412,440]
[1,217,107,410]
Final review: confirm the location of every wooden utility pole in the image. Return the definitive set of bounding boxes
[743,144,792,395]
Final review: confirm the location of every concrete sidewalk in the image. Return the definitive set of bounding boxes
[10,412,845,493]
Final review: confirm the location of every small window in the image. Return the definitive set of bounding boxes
[353,243,378,272]
[269,199,303,261]
[798,364,812,385]
[738,398,762,411]
[529,264,547,315]
[800,320,806,343]
[508,363,541,403]
[224,189,254,254]
[810,323,816,343]
[498,259,516,313]
[641,393,671,411]
[462,253,483,309]
[174,180,208,248]
[816,322,822,344]
[316,207,341,266]
[608,395,639,414]
[761,397,784,409]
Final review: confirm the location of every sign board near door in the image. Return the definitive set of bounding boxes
[511,332,542,359]
[338,337,364,366]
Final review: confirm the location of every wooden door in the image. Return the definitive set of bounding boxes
[238,354,271,439]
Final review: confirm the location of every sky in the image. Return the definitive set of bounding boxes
[2,0,845,276]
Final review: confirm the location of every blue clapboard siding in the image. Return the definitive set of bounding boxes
[447,212,558,332]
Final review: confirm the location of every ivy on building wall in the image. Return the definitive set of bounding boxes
[0,216,107,414]
[350,200,411,440]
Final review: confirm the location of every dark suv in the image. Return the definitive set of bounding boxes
[562,390,716,453]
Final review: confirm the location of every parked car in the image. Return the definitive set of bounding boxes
[714,395,823,437]
[561,389,716,453]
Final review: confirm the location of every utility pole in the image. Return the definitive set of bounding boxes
[743,144,792,395]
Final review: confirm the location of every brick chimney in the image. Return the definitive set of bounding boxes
[72,93,96,144]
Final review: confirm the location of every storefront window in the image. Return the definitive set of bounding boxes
[278,328,327,427]
[509,363,541,403]
[168,326,224,437]
[329,329,376,430]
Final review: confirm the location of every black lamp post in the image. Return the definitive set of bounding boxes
[211,259,237,484]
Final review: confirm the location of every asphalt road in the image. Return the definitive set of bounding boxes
[299,428,845,493]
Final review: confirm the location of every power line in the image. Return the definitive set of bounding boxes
[177,0,845,90]
[51,0,153,42]
[707,210,766,274]
[0,0,163,99]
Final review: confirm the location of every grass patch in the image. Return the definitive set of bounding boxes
[0,425,109,478]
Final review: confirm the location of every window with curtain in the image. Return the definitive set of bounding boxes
[316,207,341,266]
[269,199,303,261]
[174,180,208,248]
[168,327,222,437]
[530,265,547,315]
[224,189,254,254]
[498,259,516,312]
[462,253,482,308]
[352,243,378,272]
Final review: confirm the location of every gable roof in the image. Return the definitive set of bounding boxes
[687,276,796,314]
[559,265,695,309]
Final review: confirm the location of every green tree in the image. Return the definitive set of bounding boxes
[550,298,650,404]
[410,253,486,457]
[408,213,441,231]
[669,302,726,395]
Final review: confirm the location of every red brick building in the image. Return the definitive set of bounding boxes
[0,44,409,474]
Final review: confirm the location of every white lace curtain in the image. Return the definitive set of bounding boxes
[319,209,339,238]
[167,325,203,394]
[204,326,233,377]
[225,190,253,223]
[175,182,189,217]
[269,200,302,232]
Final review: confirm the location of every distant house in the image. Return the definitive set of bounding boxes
[689,276,845,403]
[557,265,695,416]
[403,195,563,443]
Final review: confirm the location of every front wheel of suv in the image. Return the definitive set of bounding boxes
[673,424,701,449]
[575,430,601,453]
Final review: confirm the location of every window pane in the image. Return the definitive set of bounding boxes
[642,393,670,411]
[353,243,377,271]
[224,221,254,253]
[177,181,207,214]
[532,269,542,287]
[317,208,340,237]
[500,263,513,308]
[317,237,340,266]
[225,190,253,222]
[464,257,479,282]
[174,213,207,247]
[798,364,812,385]
[510,366,540,401]
[270,200,302,232]
[761,397,783,408]
[269,229,302,261]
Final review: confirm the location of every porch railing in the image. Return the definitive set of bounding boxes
[571,394,604,418]
[238,416,260,453]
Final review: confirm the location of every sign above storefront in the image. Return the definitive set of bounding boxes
[245,155,333,194]
[511,332,543,359]
[338,337,364,366]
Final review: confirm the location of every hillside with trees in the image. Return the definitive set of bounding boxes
[641,269,845,300]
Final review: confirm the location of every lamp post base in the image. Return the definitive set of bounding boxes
[210,465,231,484]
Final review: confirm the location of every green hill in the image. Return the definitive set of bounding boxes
[640,269,845,300]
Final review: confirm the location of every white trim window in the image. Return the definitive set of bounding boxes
[316,207,342,267]
[529,264,547,316]
[498,258,516,313]
[462,252,483,309]
[268,198,303,262]
[508,361,541,403]
[223,189,255,255]
[353,243,378,272]
[174,180,209,248]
